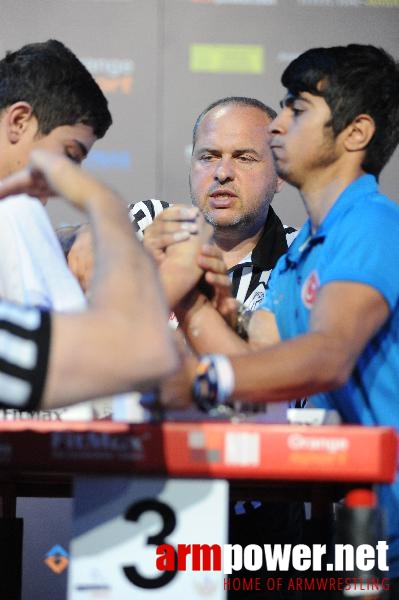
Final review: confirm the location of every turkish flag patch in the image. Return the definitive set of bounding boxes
[301,270,320,309]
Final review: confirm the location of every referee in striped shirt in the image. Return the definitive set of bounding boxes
[128,97,302,600]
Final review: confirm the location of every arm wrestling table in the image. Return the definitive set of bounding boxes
[0,420,397,599]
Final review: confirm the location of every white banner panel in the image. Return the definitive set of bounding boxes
[68,476,228,599]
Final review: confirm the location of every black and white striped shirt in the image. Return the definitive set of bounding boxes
[128,199,297,310]
[0,302,50,409]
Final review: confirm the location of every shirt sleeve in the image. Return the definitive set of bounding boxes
[321,201,399,310]
[128,199,171,240]
[0,303,51,410]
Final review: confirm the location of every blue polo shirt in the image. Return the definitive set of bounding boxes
[260,174,399,576]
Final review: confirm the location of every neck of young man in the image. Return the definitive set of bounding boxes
[300,165,366,233]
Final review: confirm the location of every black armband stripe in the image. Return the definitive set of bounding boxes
[0,309,51,411]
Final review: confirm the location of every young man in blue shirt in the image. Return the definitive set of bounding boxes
[160,44,399,595]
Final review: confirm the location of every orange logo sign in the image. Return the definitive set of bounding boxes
[44,545,69,574]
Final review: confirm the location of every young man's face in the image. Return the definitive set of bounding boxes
[0,102,98,179]
[9,121,97,204]
[31,123,97,166]
[268,92,339,190]
[189,104,280,235]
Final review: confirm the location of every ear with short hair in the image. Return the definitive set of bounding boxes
[344,114,376,153]
[275,176,284,194]
[6,102,35,143]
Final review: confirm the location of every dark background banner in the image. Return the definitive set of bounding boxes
[1,0,398,230]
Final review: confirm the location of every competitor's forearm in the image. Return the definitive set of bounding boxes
[42,194,178,407]
[87,194,176,363]
[229,332,350,404]
[158,218,213,309]
[176,295,249,356]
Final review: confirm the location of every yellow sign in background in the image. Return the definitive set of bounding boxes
[190,44,264,74]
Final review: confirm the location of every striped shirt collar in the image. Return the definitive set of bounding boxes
[229,206,293,272]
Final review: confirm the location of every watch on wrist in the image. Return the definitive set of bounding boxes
[192,354,235,414]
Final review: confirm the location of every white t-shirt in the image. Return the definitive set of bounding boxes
[0,194,86,311]
[0,194,93,419]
